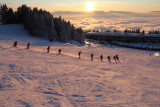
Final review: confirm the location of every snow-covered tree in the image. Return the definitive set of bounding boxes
[16,5,30,23]
[75,28,85,43]
[1,4,85,43]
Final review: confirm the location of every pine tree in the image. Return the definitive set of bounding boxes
[6,8,15,24]
[113,29,117,32]
[75,28,85,43]
[48,19,57,41]
[142,30,145,34]
[71,25,76,40]
[1,4,8,24]
[137,29,140,33]
[16,5,30,23]
[24,10,33,32]
[53,17,62,40]
[124,29,128,33]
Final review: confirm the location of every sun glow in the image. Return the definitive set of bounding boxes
[85,2,95,12]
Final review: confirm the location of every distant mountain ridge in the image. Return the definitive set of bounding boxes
[53,10,160,17]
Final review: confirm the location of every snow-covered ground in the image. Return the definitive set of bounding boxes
[0,24,160,107]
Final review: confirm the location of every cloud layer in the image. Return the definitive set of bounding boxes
[53,11,160,32]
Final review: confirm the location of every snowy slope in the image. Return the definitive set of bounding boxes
[0,24,160,107]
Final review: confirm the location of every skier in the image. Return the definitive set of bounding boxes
[113,56,116,62]
[27,43,30,49]
[58,49,62,54]
[78,51,81,58]
[13,41,17,47]
[115,54,119,61]
[107,56,111,62]
[47,46,50,53]
[91,53,94,61]
[100,55,103,62]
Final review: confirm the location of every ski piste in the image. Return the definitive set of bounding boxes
[0,24,160,107]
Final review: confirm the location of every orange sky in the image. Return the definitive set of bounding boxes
[1,0,160,13]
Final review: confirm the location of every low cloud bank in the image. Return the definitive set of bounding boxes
[53,11,160,32]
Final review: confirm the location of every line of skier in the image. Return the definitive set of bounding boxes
[13,41,120,62]
[47,46,120,62]
[93,54,119,62]
[79,51,119,62]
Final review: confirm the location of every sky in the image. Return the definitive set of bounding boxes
[1,0,160,13]
[1,0,160,32]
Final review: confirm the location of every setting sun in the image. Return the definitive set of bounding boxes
[85,2,95,12]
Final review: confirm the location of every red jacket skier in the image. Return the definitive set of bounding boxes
[78,51,81,58]
[27,43,30,49]
[113,56,116,62]
[58,49,62,54]
[47,46,50,53]
[115,55,119,61]
[13,41,17,47]
[100,55,103,62]
[107,56,111,62]
[91,53,94,61]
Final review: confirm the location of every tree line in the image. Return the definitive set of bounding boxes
[148,30,160,34]
[124,29,160,34]
[0,4,85,43]
[85,29,160,35]
[124,29,145,34]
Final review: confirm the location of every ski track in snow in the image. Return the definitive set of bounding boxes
[0,24,160,107]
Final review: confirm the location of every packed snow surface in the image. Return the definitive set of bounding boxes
[0,24,160,107]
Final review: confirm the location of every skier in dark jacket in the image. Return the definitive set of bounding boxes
[100,55,103,62]
[13,41,17,47]
[47,46,50,53]
[27,43,30,49]
[113,56,116,62]
[115,54,119,61]
[58,49,62,54]
[91,53,94,61]
[107,56,111,62]
[78,51,81,58]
